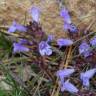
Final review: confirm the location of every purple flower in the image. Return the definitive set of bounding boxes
[60,8,78,33]
[57,38,73,47]
[80,68,96,87]
[47,35,54,43]
[64,22,70,30]
[15,23,27,32]
[61,80,79,93]
[60,7,71,24]
[19,39,29,44]
[39,41,52,56]
[8,21,17,33]
[8,21,27,33]
[13,42,29,53]
[56,69,75,84]
[90,36,96,46]
[64,23,78,33]
[29,6,40,22]
[79,41,92,57]
[19,39,33,45]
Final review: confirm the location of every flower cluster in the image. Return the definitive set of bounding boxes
[56,68,96,93]
[79,36,96,57]
[60,7,96,58]
[8,6,74,56]
[8,21,30,53]
[7,5,96,95]
[60,7,78,33]
[90,36,96,46]
[79,41,92,57]
[60,6,96,58]
[8,7,42,54]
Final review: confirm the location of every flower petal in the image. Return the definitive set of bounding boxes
[15,23,27,32]
[19,39,29,44]
[90,36,96,46]
[45,48,52,56]
[19,39,33,45]
[68,23,78,33]
[8,21,17,33]
[79,41,92,57]
[39,41,50,50]
[57,38,73,47]
[56,69,75,84]
[64,22,70,31]
[80,68,96,87]
[60,7,71,24]
[64,23,78,33]
[80,76,90,87]
[47,35,54,42]
[29,6,40,22]
[56,69,75,78]
[13,43,29,53]
[39,49,46,56]
[61,80,78,93]
[81,68,96,80]
[8,21,27,33]
[39,41,52,56]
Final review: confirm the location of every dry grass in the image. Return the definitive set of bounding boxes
[0,0,96,38]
